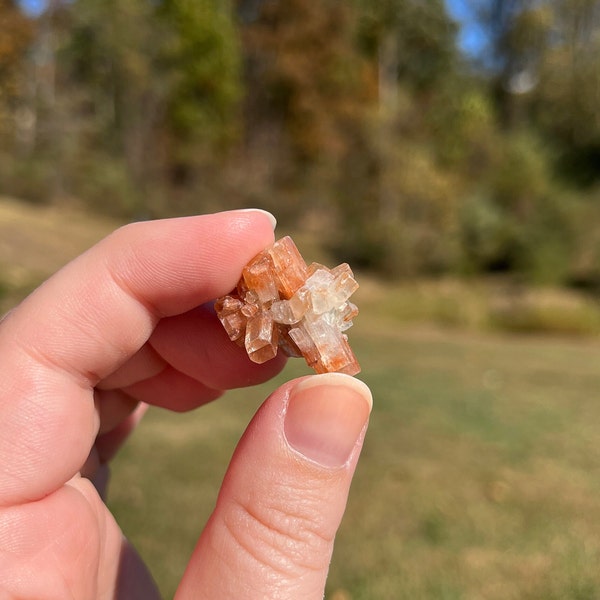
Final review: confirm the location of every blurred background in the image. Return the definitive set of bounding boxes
[3,0,600,598]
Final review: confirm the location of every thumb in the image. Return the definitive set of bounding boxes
[175,373,372,600]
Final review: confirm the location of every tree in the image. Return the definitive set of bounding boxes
[159,0,242,177]
[28,0,244,214]
[331,0,462,277]
[355,0,458,95]
[238,0,366,166]
[534,0,600,184]
[0,0,33,144]
[479,0,600,185]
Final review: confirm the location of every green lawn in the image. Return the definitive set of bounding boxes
[108,313,600,599]
[3,197,600,598]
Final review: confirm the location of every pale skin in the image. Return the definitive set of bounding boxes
[0,210,373,599]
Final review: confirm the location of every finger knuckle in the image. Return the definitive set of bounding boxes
[222,487,333,578]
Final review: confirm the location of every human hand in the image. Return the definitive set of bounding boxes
[0,210,372,599]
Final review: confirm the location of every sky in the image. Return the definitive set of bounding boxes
[19,0,45,16]
[445,0,488,57]
[18,0,488,59]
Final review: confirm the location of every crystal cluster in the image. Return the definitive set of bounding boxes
[215,236,360,375]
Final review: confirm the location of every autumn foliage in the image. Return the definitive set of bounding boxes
[1,0,600,285]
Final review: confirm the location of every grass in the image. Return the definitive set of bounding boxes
[108,316,600,599]
[323,324,600,600]
[3,197,600,598]
[0,195,118,313]
[357,275,600,336]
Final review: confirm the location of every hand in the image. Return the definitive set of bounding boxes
[0,210,372,599]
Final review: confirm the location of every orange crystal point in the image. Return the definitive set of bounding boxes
[268,236,308,299]
[214,236,361,375]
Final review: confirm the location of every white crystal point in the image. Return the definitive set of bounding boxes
[305,269,336,314]
[270,300,297,324]
[331,263,359,303]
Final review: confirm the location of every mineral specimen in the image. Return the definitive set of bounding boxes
[215,236,361,375]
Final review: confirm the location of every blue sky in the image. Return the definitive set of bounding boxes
[445,0,488,56]
[20,0,45,16]
[19,0,487,58]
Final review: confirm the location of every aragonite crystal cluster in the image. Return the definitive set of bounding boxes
[215,236,360,375]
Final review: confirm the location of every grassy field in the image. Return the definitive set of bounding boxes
[107,318,600,599]
[3,197,600,598]
[0,196,118,313]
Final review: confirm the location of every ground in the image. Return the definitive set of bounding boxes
[3,197,600,599]
[0,196,119,312]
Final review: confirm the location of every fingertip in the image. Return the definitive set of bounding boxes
[290,373,373,412]
[284,374,372,469]
[228,208,277,231]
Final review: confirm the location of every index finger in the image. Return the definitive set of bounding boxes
[0,210,276,506]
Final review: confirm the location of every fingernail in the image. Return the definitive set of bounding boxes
[284,373,372,468]
[235,208,277,230]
